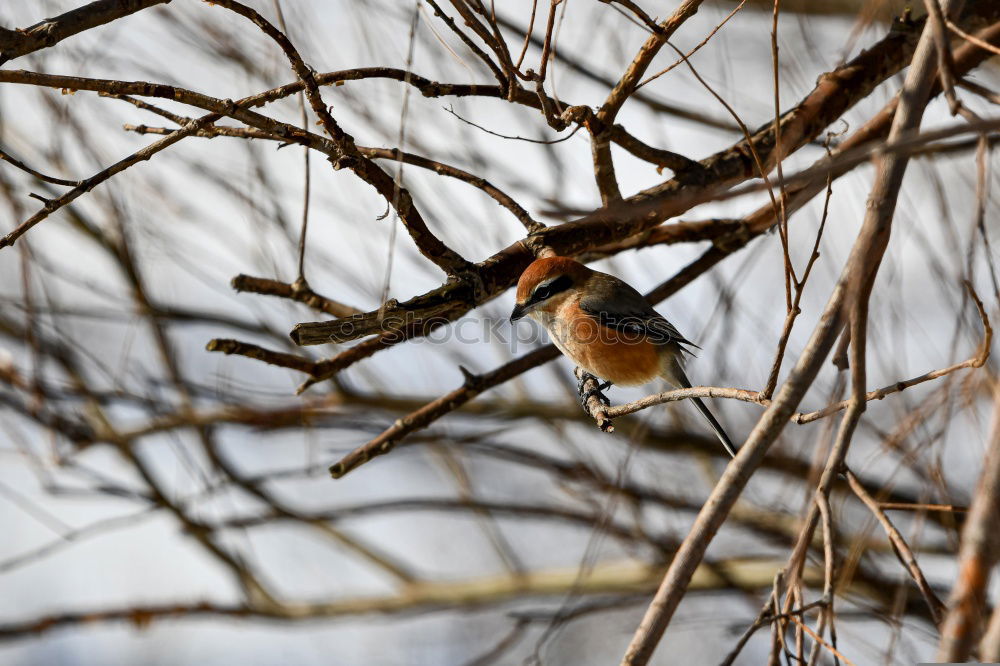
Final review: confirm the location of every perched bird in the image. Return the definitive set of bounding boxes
[509,256,737,457]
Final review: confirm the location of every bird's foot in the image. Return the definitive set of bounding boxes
[576,372,612,410]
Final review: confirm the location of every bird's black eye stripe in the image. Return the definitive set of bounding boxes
[531,275,572,303]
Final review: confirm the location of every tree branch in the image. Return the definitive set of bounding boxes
[937,384,1000,660]
[0,0,171,65]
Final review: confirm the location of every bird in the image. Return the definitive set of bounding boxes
[509,255,737,458]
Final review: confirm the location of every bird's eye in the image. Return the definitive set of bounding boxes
[532,275,572,303]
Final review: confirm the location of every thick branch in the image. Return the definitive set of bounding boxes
[0,0,170,65]
[937,385,1000,660]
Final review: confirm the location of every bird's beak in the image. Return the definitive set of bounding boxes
[509,303,528,323]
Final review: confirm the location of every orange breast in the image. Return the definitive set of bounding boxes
[550,297,661,386]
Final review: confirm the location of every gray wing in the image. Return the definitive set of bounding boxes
[578,273,699,350]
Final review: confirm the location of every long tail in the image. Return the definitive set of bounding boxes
[662,356,738,458]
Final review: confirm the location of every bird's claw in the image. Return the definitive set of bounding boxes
[581,387,611,407]
[577,372,612,409]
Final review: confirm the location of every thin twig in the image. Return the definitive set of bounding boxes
[845,468,946,625]
[788,614,857,666]
[636,1,747,89]
[0,148,81,187]
[1,113,222,248]
[946,16,1000,56]
[879,502,967,513]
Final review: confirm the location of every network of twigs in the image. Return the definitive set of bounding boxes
[3,0,1000,664]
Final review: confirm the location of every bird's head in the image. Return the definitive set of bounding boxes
[509,256,591,323]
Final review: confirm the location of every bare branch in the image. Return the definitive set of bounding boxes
[230,274,362,318]
[206,0,475,278]
[0,147,81,186]
[845,468,946,624]
[0,113,221,248]
[205,339,317,375]
[937,384,1000,660]
[0,0,170,65]
[328,346,559,478]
